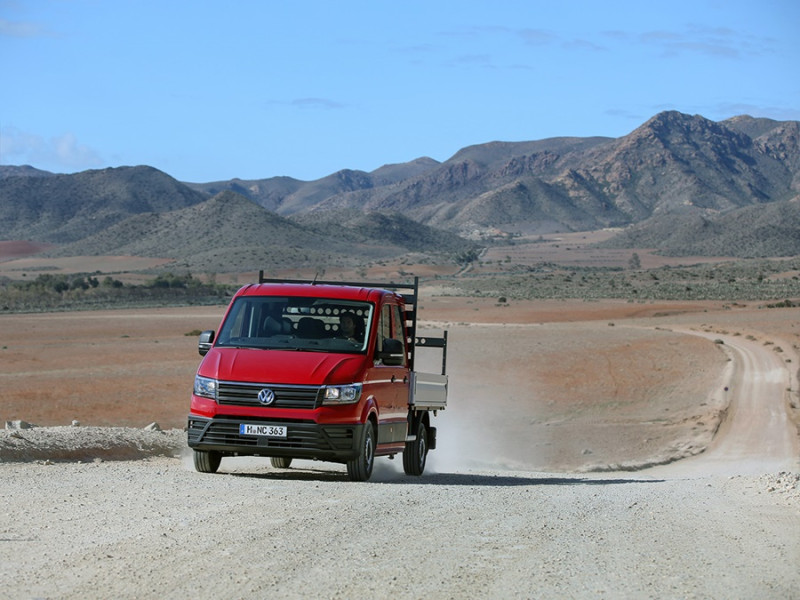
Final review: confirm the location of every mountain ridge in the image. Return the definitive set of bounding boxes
[2,110,799,266]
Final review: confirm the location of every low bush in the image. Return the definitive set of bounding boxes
[0,272,235,313]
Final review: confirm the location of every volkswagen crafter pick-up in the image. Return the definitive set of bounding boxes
[188,274,448,481]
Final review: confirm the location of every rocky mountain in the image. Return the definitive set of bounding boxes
[290,208,474,254]
[598,197,800,258]
[45,190,317,259]
[184,111,800,241]
[0,166,208,243]
[2,110,798,264]
[188,157,442,214]
[41,190,474,272]
[0,165,55,179]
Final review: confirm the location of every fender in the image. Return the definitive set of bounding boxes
[360,394,379,425]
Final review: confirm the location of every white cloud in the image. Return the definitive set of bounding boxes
[290,98,346,110]
[598,24,776,60]
[1,127,103,172]
[52,133,104,168]
[0,17,52,38]
[265,98,346,110]
[449,53,494,68]
[516,28,558,46]
[604,108,646,121]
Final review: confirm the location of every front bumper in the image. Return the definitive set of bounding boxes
[187,415,365,462]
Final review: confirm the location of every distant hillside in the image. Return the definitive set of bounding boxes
[723,115,789,140]
[446,137,612,169]
[291,208,475,254]
[0,165,55,179]
[598,198,800,258]
[44,191,474,272]
[187,157,441,213]
[46,190,313,257]
[3,110,799,267]
[0,166,207,243]
[182,111,799,242]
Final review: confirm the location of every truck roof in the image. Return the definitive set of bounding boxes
[237,282,398,302]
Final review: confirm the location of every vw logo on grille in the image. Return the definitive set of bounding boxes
[257,388,276,405]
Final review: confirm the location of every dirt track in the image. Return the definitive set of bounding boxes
[1,301,799,598]
[649,328,799,477]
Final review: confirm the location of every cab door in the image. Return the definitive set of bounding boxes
[368,301,410,444]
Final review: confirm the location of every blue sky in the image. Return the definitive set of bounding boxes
[1,0,798,183]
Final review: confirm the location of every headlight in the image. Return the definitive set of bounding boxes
[193,375,218,400]
[322,383,362,405]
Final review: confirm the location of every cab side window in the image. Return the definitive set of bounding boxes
[375,304,407,366]
[390,304,408,367]
[377,304,392,353]
[375,303,408,367]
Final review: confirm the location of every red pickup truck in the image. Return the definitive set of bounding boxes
[187,275,448,481]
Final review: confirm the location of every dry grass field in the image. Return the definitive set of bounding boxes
[2,239,798,472]
[468,230,737,273]
[3,291,797,472]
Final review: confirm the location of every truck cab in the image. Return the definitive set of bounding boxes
[187,275,447,481]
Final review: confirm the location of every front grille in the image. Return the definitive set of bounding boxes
[188,416,356,452]
[217,381,321,409]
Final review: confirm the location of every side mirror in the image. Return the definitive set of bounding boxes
[378,338,404,366]
[198,330,215,356]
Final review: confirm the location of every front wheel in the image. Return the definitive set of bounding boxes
[270,456,293,469]
[193,450,221,473]
[403,420,428,476]
[347,422,375,481]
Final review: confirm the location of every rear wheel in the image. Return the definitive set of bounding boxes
[347,422,375,481]
[403,420,427,476]
[270,456,293,469]
[193,450,221,473]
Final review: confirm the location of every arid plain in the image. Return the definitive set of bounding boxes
[3,291,798,473]
[2,230,799,473]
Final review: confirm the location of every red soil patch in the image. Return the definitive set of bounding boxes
[0,240,55,260]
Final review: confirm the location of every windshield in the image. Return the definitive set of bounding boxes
[216,295,373,353]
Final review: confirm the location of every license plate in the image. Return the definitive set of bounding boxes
[239,424,287,438]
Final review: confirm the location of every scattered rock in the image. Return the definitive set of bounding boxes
[5,420,36,430]
[758,472,800,506]
[0,426,185,462]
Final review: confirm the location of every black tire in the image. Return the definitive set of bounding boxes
[347,422,375,481]
[193,450,221,473]
[270,456,293,469]
[403,420,428,476]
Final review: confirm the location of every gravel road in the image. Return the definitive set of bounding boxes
[1,457,798,600]
[1,330,799,599]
